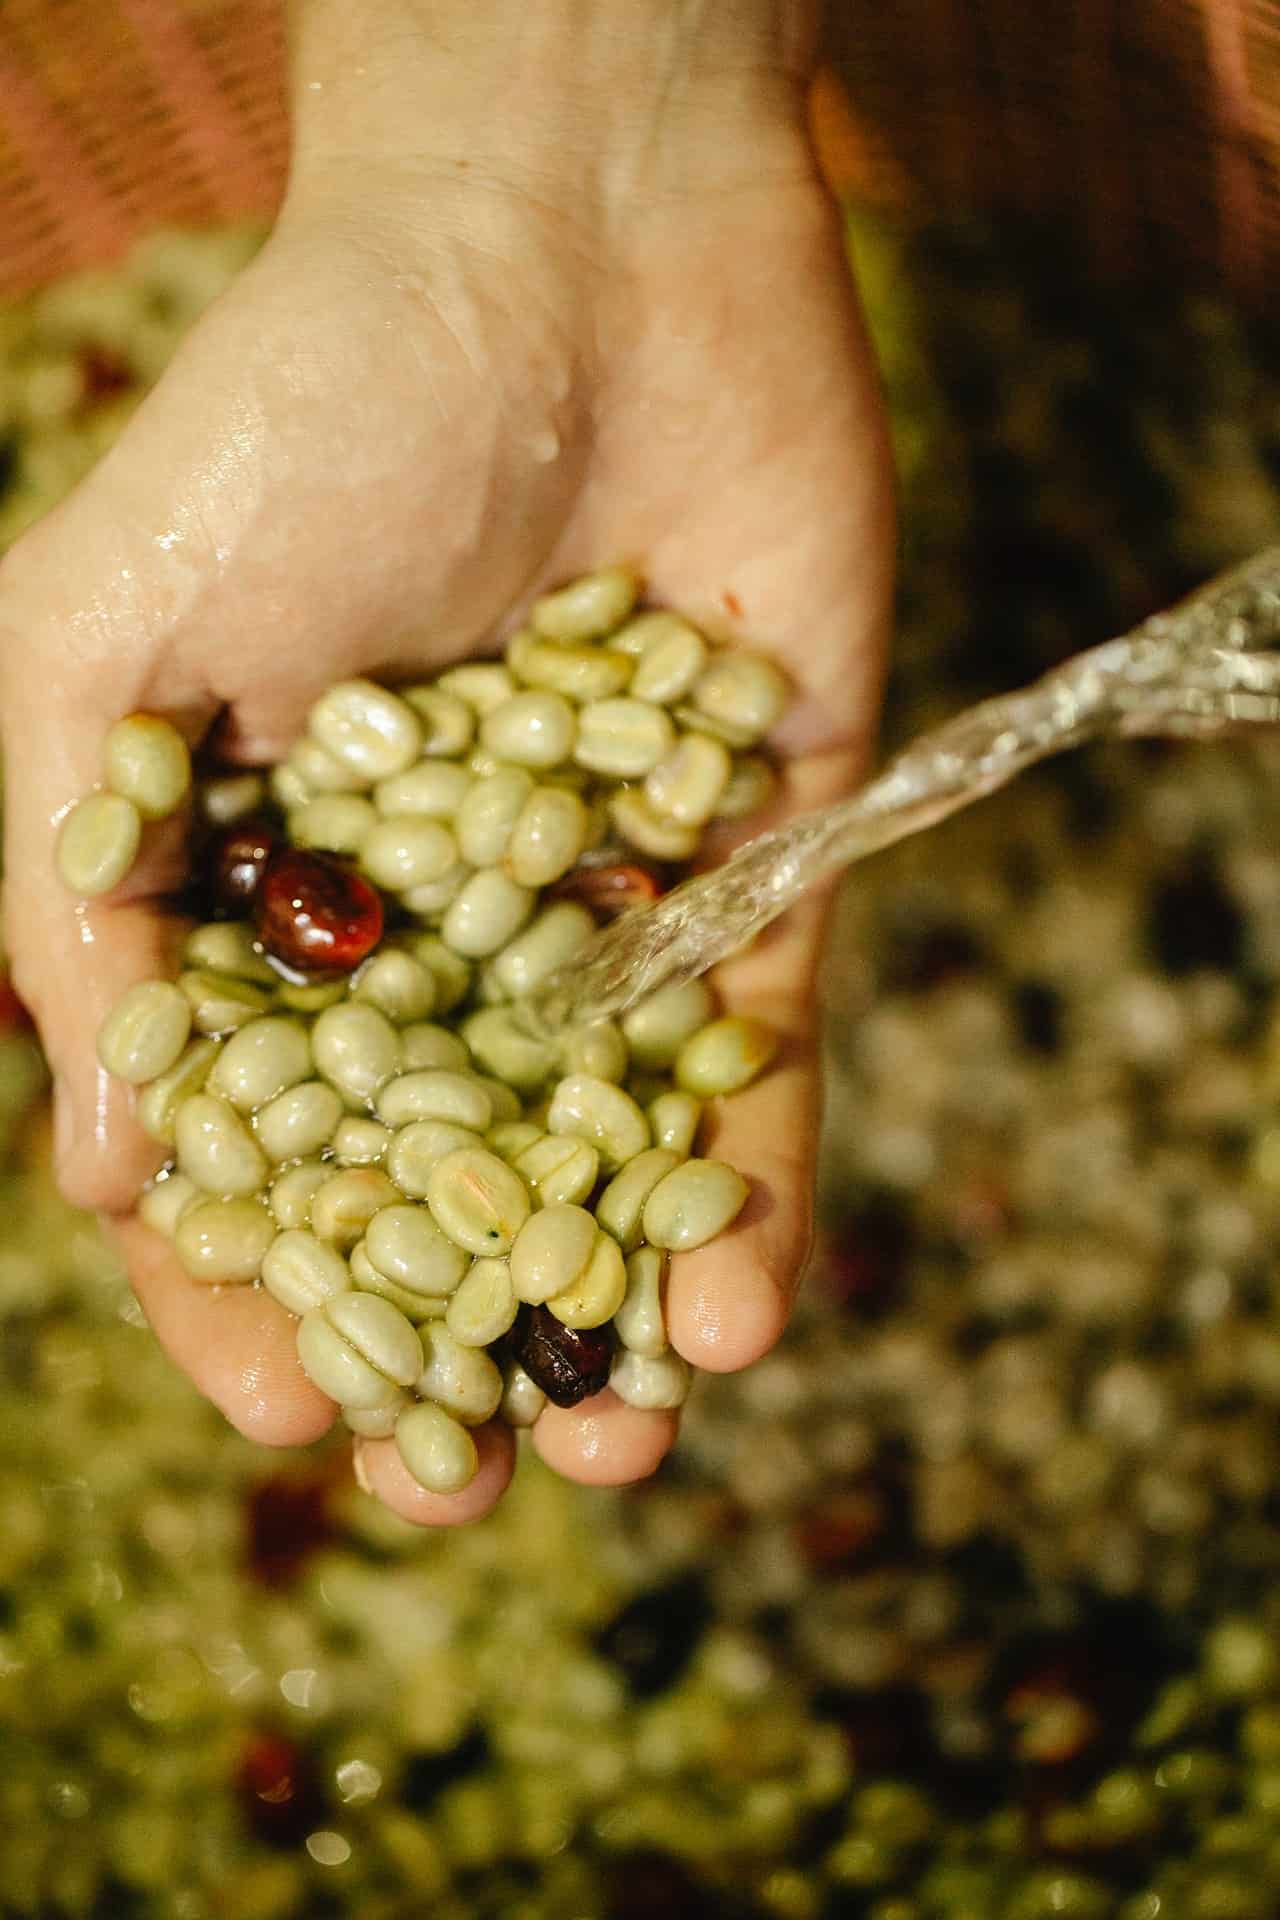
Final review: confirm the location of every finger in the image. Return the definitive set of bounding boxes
[112,1218,336,1446]
[352,1420,516,1524]
[532,1388,680,1485]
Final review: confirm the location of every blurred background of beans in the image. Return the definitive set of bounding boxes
[8,5,1280,1918]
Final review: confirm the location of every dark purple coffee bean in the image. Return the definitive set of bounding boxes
[514,1305,613,1408]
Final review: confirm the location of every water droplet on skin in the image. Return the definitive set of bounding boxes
[156,529,183,551]
[530,428,560,464]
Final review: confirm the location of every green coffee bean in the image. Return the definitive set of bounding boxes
[310,1168,399,1249]
[361,816,459,891]
[365,1203,471,1298]
[442,869,535,957]
[480,692,576,769]
[506,629,633,701]
[531,565,638,641]
[343,1395,409,1439]
[478,1073,534,1119]
[425,1147,532,1255]
[512,1133,599,1207]
[327,1288,424,1386]
[398,1020,469,1072]
[401,860,473,917]
[405,937,472,1014]
[399,684,475,756]
[417,1323,504,1423]
[386,1119,485,1197]
[614,1246,669,1357]
[331,1115,392,1165]
[254,1080,343,1161]
[608,787,699,861]
[268,1159,330,1230]
[374,760,472,818]
[289,735,370,793]
[487,1119,543,1163]
[455,767,536,866]
[545,1228,626,1329]
[261,1229,352,1315]
[97,981,191,1084]
[178,969,273,1036]
[674,1015,777,1096]
[500,1363,547,1428]
[505,785,589,887]
[57,792,142,896]
[574,698,675,778]
[312,1003,402,1105]
[547,1072,649,1172]
[462,1007,556,1092]
[509,1203,596,1305]
[375,1069,492,1130]
[275,975,348,1013]
[182,921,275,984]
[291,793,377,855]
[200,770,266,825]
[644,732,732,826]
[691,651,788,744]
[465,745,504,780]
[437,662,516,714]
[557,1020,628,1084]
[138,1172,199,1239]
[350,1238,451,1321]
[270,761,311,810]
[647,1090,701,1157]
[671,701,755,749]
[624,613,709,703]
[175,1196,275,1284]
[642,1158,749,1250]
[395,1401,478,1494]
[350,950,436,1024]
[489,902,594,1000]
[175,1093,268,1197]
[595,1148,682,1251]
[296,1301,414,1409]
[446,1258,518,1347]
[610,1348,691,1409]
[104,713,191,819]
[308,678,422,780]
[207,1016,311,1113]
[713,753,777,819]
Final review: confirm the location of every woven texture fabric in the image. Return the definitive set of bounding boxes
[1,0,1278,296]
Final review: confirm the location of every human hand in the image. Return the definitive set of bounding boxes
[0,0,894,1522]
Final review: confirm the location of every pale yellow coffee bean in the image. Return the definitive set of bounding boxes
[437,662,516,715]
[446,1258,518,1347]
[547,1073,649,1172]
[141,1036,222,1136]
[291,793,378,855]
[270,761,312,810]
[624,612,709,703]
[97,980,192,1085]
[178,969,273,1036]
[641,1159,749,1250]
[512,1133,599,1207]
[712,753,777,820]
[691,650,788,745]
[400,861,473,917]
[351,951,436,1024]
[312,1003,402,1106]
[545,1228,626,1329]
[268,1159,330,1230]
[399,1020,469,1072]
[288,735,370,793]
[480,689,578,771]
[331,1115,392,1165]
[487,1120,543,1163]
[455,767,536,867]
[608,787,700,861]
[349,1239,451,1322]
[417,1322,505,1423]
[395,1402,478,1494]
[509,1203,596,1305]
[308,678,422,781]
[175,1093,268,1198]
[375,1069,492,1131]
[475,1072,526,1122]
[200,770,266,825]
[57,792,142,897]
[465,745,504,780]
[557,1020,628,1084]
[138,1171,199,1239]
[175,1196,275,1284]
[648,1090,702,1158]
[595,1148,682,1252]
[104,713,191,820]
[674,1015,778,1097]
[361,816,459,891]
[365,1202,470,1298]
[611,1349,692,1410]
[386,1119,485,1198]
[462,1007,556,1093]
[261,1229,352,1316]
[405,936,472,1014]
[622,979,718,1070]
[574,698,674,778]
[343,1395,409,1439]
[399,684,475,756]
[310,1168,399,1250]
[254,1080,343,1162]
[208,1016,311,1114]
[506,629,633,702]
[374,760,472,819]
[500,1363,547,1428]
[505,785,589,888]
[671,702,755,750]
[425,1147,531,1255]
[644,732,732,827]
[614,1246,669,1357]
[442,869,535,957]
[489,902,594,1000]
[183,921,275,984]
[275,976,347,1014]
[531,565,638,641]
